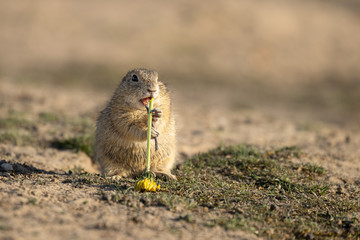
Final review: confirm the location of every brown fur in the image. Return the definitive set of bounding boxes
[94,68,176,179]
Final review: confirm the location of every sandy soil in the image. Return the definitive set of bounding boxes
[1,77,359,240]
[1,0,360,239]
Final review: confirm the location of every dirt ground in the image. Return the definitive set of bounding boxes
[1,76,360,240]
[1,1,360,239]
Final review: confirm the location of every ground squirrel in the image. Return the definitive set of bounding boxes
[94,68,176,179]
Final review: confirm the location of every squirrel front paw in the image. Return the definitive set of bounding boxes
[151,108,162,122]
[151,127,159,139]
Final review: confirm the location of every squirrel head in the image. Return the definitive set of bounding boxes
[116,68,160,110]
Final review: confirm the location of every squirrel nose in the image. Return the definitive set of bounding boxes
[148,88,156,93]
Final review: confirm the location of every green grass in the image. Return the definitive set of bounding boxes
[0,114,30,129]
[0,113,34,145]
[50,134,94,157]
[38,112,59,122]
[67,144,360,239]
[0,131,32,145]
[0,112,95,155]
[48,115,95,157]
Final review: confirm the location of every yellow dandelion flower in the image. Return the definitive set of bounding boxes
[135,178,161,192]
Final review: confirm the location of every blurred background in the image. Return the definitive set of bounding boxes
[1,0,360,127]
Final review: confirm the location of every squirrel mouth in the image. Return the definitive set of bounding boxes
[140,98,150,106]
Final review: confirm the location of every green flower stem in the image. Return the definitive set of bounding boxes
[146,98,154,174]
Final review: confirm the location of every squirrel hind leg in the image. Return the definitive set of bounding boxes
[153,170,177,180]
[107,175,124,181]
[100,162,131,179]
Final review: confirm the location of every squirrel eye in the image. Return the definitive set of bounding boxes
[131,75,138,82]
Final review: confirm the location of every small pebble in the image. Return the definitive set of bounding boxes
[1,163,14,171]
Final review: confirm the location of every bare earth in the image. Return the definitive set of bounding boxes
[1,0,360,239]
[1,78,359,240]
